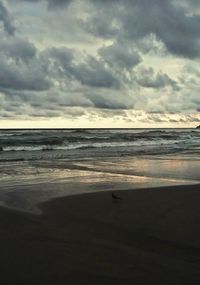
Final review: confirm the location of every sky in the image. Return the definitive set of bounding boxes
[0,0,200,128]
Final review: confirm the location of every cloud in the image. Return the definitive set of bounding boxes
[42,48,120,89]
[0,39,197,116]
[20,0,72,9]
[18,0,200,58]
[0,37,50,91]
[0,37,36,62]
[85,89,134,109]
[83,0,200,58]
[42,46,74,79]
[0,1,15,35]
[99,41,141,70]
[1,0,200,124]
[47,0,72,9]
[0,59,50,91]
[70,56,120,88]
[135,67,179,90]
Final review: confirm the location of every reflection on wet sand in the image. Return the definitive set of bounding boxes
[0,156,199,213]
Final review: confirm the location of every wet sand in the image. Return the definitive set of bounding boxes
[0,184,200,284]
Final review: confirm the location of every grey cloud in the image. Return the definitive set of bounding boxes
[0,39,50,91]
[82,10,119,39]
[2,0,200,118]
[0,40,121,110]
[135,67,179,90]
[42,46,74,79]
[42,47,120,89]
[84,0,200,58]
[47,0,72,9]
[0,1,15,35]
[81,0,122,39]
[0,87,91,118]
[71,56,120,89]
[0,59,50,91]
[21,0,72,9]
[173,0,200,10]
[189,0,200,6]
[0,38,196,117]
[99,42,141,70]
[0,37,36,63]
[17,0,200,58]
[85,90,134,110]
[46,47,74,64]
[128,0,200,58]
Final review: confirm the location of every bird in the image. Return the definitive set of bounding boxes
[112,192,122,201]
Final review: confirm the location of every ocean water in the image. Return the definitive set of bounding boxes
[0,128,199,160]
[0,128,199,212]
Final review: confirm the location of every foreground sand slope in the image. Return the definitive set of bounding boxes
[0,184,200,284]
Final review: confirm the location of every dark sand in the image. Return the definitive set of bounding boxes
[1,184,200,284]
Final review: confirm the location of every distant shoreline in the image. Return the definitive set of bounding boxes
[0,127,196,130]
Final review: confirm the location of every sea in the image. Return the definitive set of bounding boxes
[0,128,199,212]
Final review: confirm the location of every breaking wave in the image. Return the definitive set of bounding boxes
[0,128,199,161]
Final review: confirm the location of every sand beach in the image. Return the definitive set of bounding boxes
[0,184,200,284]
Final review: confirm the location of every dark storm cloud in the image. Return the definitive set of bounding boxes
[84,0,200,58]
[70,56,120,89]
[18,0,200,58]
[45,47,74,64]
[0,60,50,91]
[42,47,74,79]
[0,1,15,35]
[0,38,36,62]
[127,0,200,58]
[0,38,50,91]
[0,40,121,115]
[21,0,72,9]
[0,40,120,111]
[99,42,141,70]
[42,47,120,89]
[1,0,200,120]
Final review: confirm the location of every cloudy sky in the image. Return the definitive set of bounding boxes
[0,0,200,127]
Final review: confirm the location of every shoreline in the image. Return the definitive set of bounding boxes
[39,182,200,213]
[0,183,200,284]
[1,179,199,214]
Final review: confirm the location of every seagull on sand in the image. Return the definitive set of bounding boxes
[112,192,122,201]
